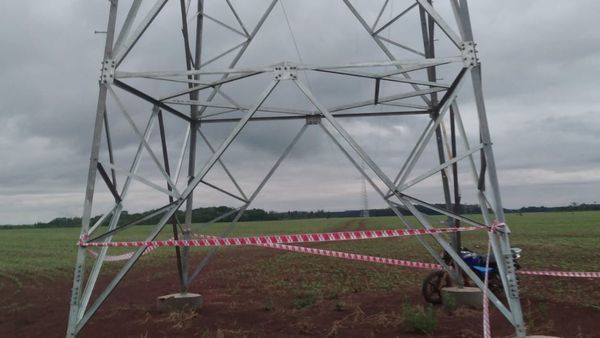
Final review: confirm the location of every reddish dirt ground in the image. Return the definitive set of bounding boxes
[1,246,599,338]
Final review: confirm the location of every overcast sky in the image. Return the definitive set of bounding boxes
[1,0,599,225]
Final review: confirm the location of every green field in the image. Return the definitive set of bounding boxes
[1,210,599,337]
[1,210,599,280]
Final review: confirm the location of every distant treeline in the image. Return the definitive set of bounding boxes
[2,203,599,229]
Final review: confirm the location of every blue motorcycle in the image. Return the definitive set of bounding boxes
[422,247,522,304]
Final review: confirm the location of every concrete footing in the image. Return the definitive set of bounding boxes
[156,292,202,312]
[441,286,483,309]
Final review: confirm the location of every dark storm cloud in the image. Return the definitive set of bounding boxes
[1,0,599,224]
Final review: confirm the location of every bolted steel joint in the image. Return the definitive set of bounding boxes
[99,59,116,85]
[503,253,520,298]
[507,276,520,298]
[305,114,321,125]
[273,62,298,81]
[503,253,516,272]
[461,41,479,68]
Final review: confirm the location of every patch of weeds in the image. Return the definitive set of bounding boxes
[442,292,457,315]
[401,303,437,335]
[293,282,322,309]
[293,289,320,309]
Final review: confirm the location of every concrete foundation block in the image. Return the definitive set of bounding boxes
[441,286,483,309]
[156,292,202,312]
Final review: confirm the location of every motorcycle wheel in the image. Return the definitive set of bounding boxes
[422,270,451,304]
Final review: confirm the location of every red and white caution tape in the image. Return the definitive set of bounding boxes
[84,226,477,262]
[481,221,506,338]
[82,223,600,280]
[191,232,443,270]
[82,233,161,261]
[79,226,481,249]
[482,239,493,338]
[517,270,600,278]
[246,241,442,270]
[272,243,443,269]
[489,221,505,233]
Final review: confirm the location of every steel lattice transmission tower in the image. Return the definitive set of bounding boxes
[67,1,527,337]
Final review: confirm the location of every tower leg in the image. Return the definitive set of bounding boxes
[471,65,526,337]
[181,0,205,292]
[450,1,526,335]
[66,1,119,336]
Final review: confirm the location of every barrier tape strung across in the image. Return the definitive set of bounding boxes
[236,241,442,270]
[516,270,600,278]
[190,232,444,270]
[83,225,600,279]
[267,243,443,269]
[79,226,481,248]
[84,226,479,261]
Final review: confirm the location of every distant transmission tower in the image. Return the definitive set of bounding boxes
[360,162,369,217]
[67,1,527,337]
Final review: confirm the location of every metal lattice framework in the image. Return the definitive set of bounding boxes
[68,1,526,336]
